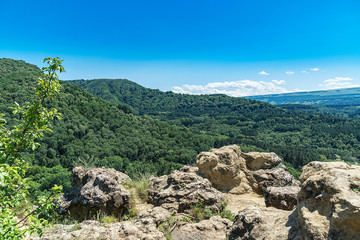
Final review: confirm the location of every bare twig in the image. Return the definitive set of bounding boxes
[170,222,177,232]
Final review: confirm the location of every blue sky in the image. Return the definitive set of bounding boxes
[1,0,360,96]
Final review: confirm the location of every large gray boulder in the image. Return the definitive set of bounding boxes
[58,166,131,220]
[228,206,296,240]
[264,186,300,210]
[147,166,225,213]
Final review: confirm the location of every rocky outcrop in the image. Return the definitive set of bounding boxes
[264,186,300,210]
[228,206,296,240]
[296,161,360,240]
[44,147,360,240]
[252,163,299,192]
[147,166,225,213]
[37,207,171,240]
[196,145,296,194]
[196,145,255,194]
[172,215,232,240]
[242,152,282,170]
[229,161,360,240]
[58,167,131,220]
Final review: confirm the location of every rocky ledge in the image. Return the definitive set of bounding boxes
[229,161,360,240]
[35,145,360,240]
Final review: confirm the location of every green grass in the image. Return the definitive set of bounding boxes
[124,173,151,203]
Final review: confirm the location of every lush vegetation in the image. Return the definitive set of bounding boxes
[2,59,360,201]
[0,58,63,239]
[0,59,219,196]
[69,78,360,168]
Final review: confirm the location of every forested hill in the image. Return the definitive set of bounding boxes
[0,58,220,194]
[69,78,360,168]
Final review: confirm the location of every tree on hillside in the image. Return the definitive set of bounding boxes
[0,57,64,239]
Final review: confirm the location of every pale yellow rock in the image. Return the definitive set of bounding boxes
[196,145,255,193]
[297,161,360,240]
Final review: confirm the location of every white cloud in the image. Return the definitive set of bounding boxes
[258,71,270,76]
[285,71,294,75]
[324,77,353,83]
[310,67,320,71]
[172,80,288,97]
[272,80,285,85]
[319,77,360,89]
[301,70,309,74]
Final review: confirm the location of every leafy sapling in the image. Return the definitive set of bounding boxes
[0,57,64,239]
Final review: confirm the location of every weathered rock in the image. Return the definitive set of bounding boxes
[264,186,300,210]
[58,167,131,220]
[242,152,282,170]
[196,145,296,194]
[296,161,360,240]
[137,206,172,226]
[196,145,256,194]
[36,207,171,240]
[228,206,297,240]
[229,161,360,240]
[179,165,199,174]
[117,207,171,240]
[147,168,225,213]
[252,165,298,192]
[172,215,232,240]
[224,192,266,214]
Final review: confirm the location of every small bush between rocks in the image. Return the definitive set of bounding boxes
[124,173,151,202]
[100,215,118,223]
[158,215,177,240]
[187,200,235,222]
[66,223,81,232]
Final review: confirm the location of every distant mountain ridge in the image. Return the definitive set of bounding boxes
[245,88,360,119]
[246,87,360,105]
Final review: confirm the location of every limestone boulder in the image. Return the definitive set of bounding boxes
[228,161,360,240]
[242,152,282,170]
[58,167,131,220]
[228,206,297,240]
[196,145,256,194]
[147,167,225,213]
[296,161,360,240]
[172,215,232,240]
[252,165,298,192]
[264,186,300,210]
[196,145,296,194]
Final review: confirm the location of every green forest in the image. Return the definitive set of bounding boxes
[69,78,360,166]
[2,58,360,196]
[0,59,216,196]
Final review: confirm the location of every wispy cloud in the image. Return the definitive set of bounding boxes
[310,67,320,71]
[301,70,309,74]
[172,79,288,97]
[272,80,285,85]
[285,71,294,75]
[319,77,360,89]
[258,71,270,76]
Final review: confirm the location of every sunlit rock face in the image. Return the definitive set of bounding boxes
[196,145,297,194]
[228,161,360,240]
